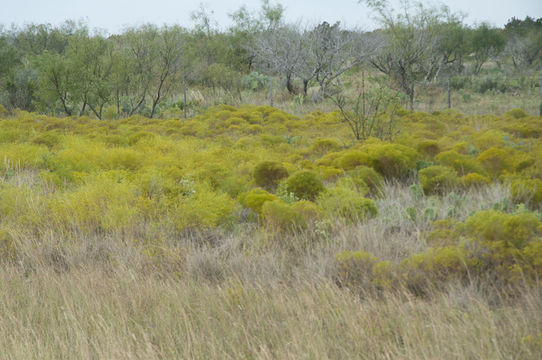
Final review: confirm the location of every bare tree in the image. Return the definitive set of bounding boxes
[307,22,361,99]
[362,0,450,110]
[253,25,305,95]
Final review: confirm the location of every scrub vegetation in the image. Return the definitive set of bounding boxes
[1,0,542,358]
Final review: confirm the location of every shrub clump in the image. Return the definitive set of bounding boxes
[291,200,323,224]
[390,210,542,294]
[333,150,371,170]
[417,139,440,158]
[477,147,514,177]
[0,104,9,118]
[253,161,289,190]
[347,166,384,195]
[311,138,342,155]
[261,200,305,233]
[318,187,378,223]
[239,188,279,215]
[460,172,491,188]
[435,150,483,176]
[418,165,459,195]
[286,170,325,201]
[335,251,378,289]
[511,178,542,209]
[504,108,529,119]
[365,143,418,179]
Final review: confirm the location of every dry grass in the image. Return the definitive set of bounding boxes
[1,266,541,359]
[201,72,542,118]
[2,182,541,359]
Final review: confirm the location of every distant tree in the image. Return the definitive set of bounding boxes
[254,20,371,99]
[0,35,20,79]
[228,5,261,72]
[112,25,158,117]
[469,23,506,74]
[5,68,38,111]
[435,13,469,73]
[65,30,113,118]
[228,0,284,72]
[34,50,77,115]
[253,25,305,95]
[504,16,542,68]
[307,21,363,99]
[32,23,115,117]
[148,25,185,118]
[362,0,448,110]
[11,21,81,56]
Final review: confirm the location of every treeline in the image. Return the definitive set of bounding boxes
[0,0,541,117]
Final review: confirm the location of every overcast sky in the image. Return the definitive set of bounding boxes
[1,0,541,34]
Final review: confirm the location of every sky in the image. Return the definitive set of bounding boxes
[1,0,541,34]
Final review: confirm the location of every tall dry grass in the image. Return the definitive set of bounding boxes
[1,181,541,359]
[1,266,541,359]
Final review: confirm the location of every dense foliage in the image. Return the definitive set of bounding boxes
[0,103,541,293]
[0,2,541,117]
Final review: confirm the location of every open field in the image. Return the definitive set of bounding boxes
[0,104,541,358]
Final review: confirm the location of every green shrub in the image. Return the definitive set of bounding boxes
[103,105,118,120]
[435,150,483,176]
[504,108,529,119]
[261,200,305,232]
[239,188,279,215]
[315,152,343,167]
[333,150,371,170]
[253,161,289,190]
[0,104,9,118]
[417,140,440,158]
[291,200,323,224]
[400,245,471,293]
[173,185,237,231]
[334,251,378,289]
[472,72,507,93]
[460,173,491,188]
[477,147,514,177]
[286,170,325,201]
[347,166,384,195]
[316,166,343,181]
[318,187,378,223]
[418,165,459,195]
[335,176,370,196]
[242,72,268,91]
[31,132,60,148]
[311,138,342,155]
[465,210,541,248]
[511,178,542,208]
[365,143,418,179]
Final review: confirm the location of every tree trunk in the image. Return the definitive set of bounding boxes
[285,73,296,95]
[116,89,120,118]
[60,94,71,116]
[409,83,415,111]
[79,101,87,116]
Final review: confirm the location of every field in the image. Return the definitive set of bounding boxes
[0,104,541,358]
